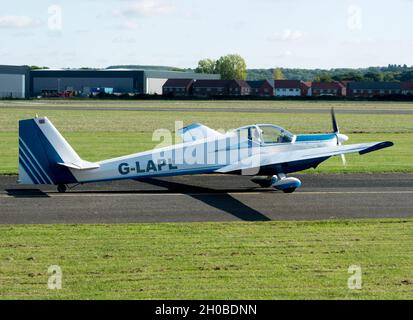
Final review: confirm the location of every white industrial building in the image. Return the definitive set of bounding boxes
[0,65,220,98]
[0,65,30,99]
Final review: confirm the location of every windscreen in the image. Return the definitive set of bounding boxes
[260,125,294,144]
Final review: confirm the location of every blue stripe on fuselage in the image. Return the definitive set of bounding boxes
[296,134,336,142]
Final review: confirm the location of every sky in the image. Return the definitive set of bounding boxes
[0,0,412,69]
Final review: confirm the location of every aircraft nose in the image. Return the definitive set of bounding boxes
[337,133,349,144]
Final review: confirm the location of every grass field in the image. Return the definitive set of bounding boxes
[1,220,413,300]
[3,99,413,111]
[0,100,412,174]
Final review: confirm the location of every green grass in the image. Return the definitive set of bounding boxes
[0,102,412,174]
[1,220,413,300]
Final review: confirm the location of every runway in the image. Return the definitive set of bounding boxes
[1,174,413,224]
[1,105,413,115]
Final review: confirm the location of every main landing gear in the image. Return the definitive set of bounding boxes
[57,184,67,193]
[252,174,302,193]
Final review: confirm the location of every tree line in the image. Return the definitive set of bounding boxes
[249,66,413,82]
[195,55,413,82]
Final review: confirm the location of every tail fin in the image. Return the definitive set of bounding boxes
[18,117,98,185]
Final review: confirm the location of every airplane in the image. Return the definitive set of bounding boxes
[18,109,393,194]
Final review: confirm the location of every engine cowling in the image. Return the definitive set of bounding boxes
[271,176,302,193]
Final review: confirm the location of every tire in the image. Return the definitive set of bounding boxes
[257,181,272,188]
[251,178,272,188]
[57,184,67,193]
[283,188,296,194]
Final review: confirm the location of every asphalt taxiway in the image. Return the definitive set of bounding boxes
[1,174,412,224]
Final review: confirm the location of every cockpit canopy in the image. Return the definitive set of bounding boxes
[233,124,296,145]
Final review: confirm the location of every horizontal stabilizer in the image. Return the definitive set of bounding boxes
[58,161,100,170]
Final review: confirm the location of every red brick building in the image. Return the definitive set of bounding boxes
[162,79,194,96]
[300,81,312,97]
[311,81,346,97]
[192,80,251,97]
[347,82,401,97]
[192,80,229,96]
[401,82,413,95]
[228,80,251,96]
[247,80,274,96]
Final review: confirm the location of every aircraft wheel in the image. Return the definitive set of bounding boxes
[257,181,272,188]
[57,184,67,193]
[251,177,272,188]
[283,188,297,194]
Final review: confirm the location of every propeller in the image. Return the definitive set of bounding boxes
[331,108,349,166]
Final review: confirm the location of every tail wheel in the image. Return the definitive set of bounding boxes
[57,184,67,193]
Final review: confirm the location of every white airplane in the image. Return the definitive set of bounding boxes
[18,109,393,193]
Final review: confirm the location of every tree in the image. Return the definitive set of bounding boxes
[314,72,333,82]
[273,68,285,80]
[332,71,364,82]
[30,66,49,70]
[195,59,217,74]
[215,54,247,80]
[383,72,397,82]
[399,70,413,82]
[364,71,384,82]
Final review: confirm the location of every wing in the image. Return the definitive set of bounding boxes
[216,141,394,173]
[179,123,223,143]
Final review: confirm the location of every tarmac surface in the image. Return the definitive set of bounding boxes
[1,174,413,224]
[1,105,413,115]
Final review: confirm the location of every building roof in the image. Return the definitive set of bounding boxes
[30,69,221,81]
[247,80,274,89]
[312,81,345,90]
[163,79,194,88]
[274,80,302,88]
[229,80,251,88]
[192,80,230,88]
[348,82,401,90]
[0,65,30,74]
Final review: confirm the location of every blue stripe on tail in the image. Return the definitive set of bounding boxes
[19,140,50,184]
[19,158,39,184]
[19,148,46,184]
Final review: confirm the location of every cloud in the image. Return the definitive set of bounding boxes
[0,15,40,28]
[112,35,137,43]
[276,50,292,58]
[114,0,175,18]
[268,29,303,41]
[121,20,140,30]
